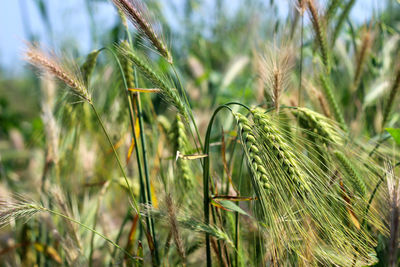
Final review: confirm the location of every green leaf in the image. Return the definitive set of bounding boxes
[212,199,249,216]
[385,128,400,145]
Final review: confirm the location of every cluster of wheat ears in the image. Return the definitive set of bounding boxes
[1,0,400,266]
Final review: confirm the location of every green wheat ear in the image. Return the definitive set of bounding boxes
[319,75,347,131]
[251,108,306,192]
[118,41,135,89]
[81,49,101,86]
[334,150,366,197]
[117,44,189,122]
[233,112,271,191]
[170,114,192,189]
[293,107,343,145]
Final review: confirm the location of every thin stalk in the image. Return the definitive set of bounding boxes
[90,103,139,213]
[135,92,159,264]
[105,46,148,204]
[211,205,225,265]
[368,135,391,157]
[92,100,161,264]
[88,202,100,267]
[235,152,245,267]
[362,179,383,228]
[130,36,159,262]
[106,46,157,264]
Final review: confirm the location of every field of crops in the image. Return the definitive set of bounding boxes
[1,0,400,266]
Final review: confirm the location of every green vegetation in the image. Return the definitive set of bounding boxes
[1,0,400,266]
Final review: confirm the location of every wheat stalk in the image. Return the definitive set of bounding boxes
[332,0,356,45]
[324,0,341,23]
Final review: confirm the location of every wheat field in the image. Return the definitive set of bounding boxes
[1,0,400,266]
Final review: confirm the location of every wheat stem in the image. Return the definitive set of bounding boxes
[106,46,159,264]
[203,104,234,267]
[89,181,110,267]
[298,12,304,107]
[135,90,160,264]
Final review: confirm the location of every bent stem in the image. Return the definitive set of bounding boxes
[203,104,234,267]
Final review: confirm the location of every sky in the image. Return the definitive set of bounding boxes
[0,0,384,75]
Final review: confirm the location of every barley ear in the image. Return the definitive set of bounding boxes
[307,0,330,72]
[319,75,347,131]
[24,44,91,103]
[112,0,173,63]
[251,108,305,192]
[165,195,186,264]
[81,49,101,86]
[293,107,342,145]
[233,112,271,191]
[334,150,366,197]
[170,114,193,189]
[118,45,188,121]
[119,41,135,89]
[352,26,373,92]
[382,64,400,128]
[257,44,294,112]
